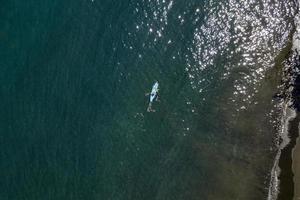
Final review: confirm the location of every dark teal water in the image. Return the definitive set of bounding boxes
[0,0,297,199]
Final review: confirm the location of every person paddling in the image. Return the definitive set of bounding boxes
[146,81,159,112]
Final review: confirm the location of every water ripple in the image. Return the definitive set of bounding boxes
[186,0,296,110]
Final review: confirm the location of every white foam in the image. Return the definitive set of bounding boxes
[267,103,297,200]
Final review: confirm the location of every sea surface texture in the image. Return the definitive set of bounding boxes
[0,0,298,199]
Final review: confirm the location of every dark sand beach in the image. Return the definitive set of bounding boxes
[293,137,300,200]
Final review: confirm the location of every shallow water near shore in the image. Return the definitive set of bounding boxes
[0,0,298,199]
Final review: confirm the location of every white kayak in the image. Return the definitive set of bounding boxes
[149,81,159,102]
[147,81,159,112]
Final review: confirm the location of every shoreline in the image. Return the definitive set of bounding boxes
[291,3,300,198]
[278,111,300,200]
[275,50,300,199]
[276,50,300,200]
[268,104,296,200]
[273,5,300,196]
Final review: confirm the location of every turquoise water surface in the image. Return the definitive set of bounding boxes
[0,0,297,199]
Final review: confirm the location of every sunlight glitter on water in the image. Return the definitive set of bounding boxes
[186,0,296,110]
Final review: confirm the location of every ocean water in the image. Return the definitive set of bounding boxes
[0,0,298,199]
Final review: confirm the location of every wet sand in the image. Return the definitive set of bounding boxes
[275,105,298,200]
[293,133,300,200]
